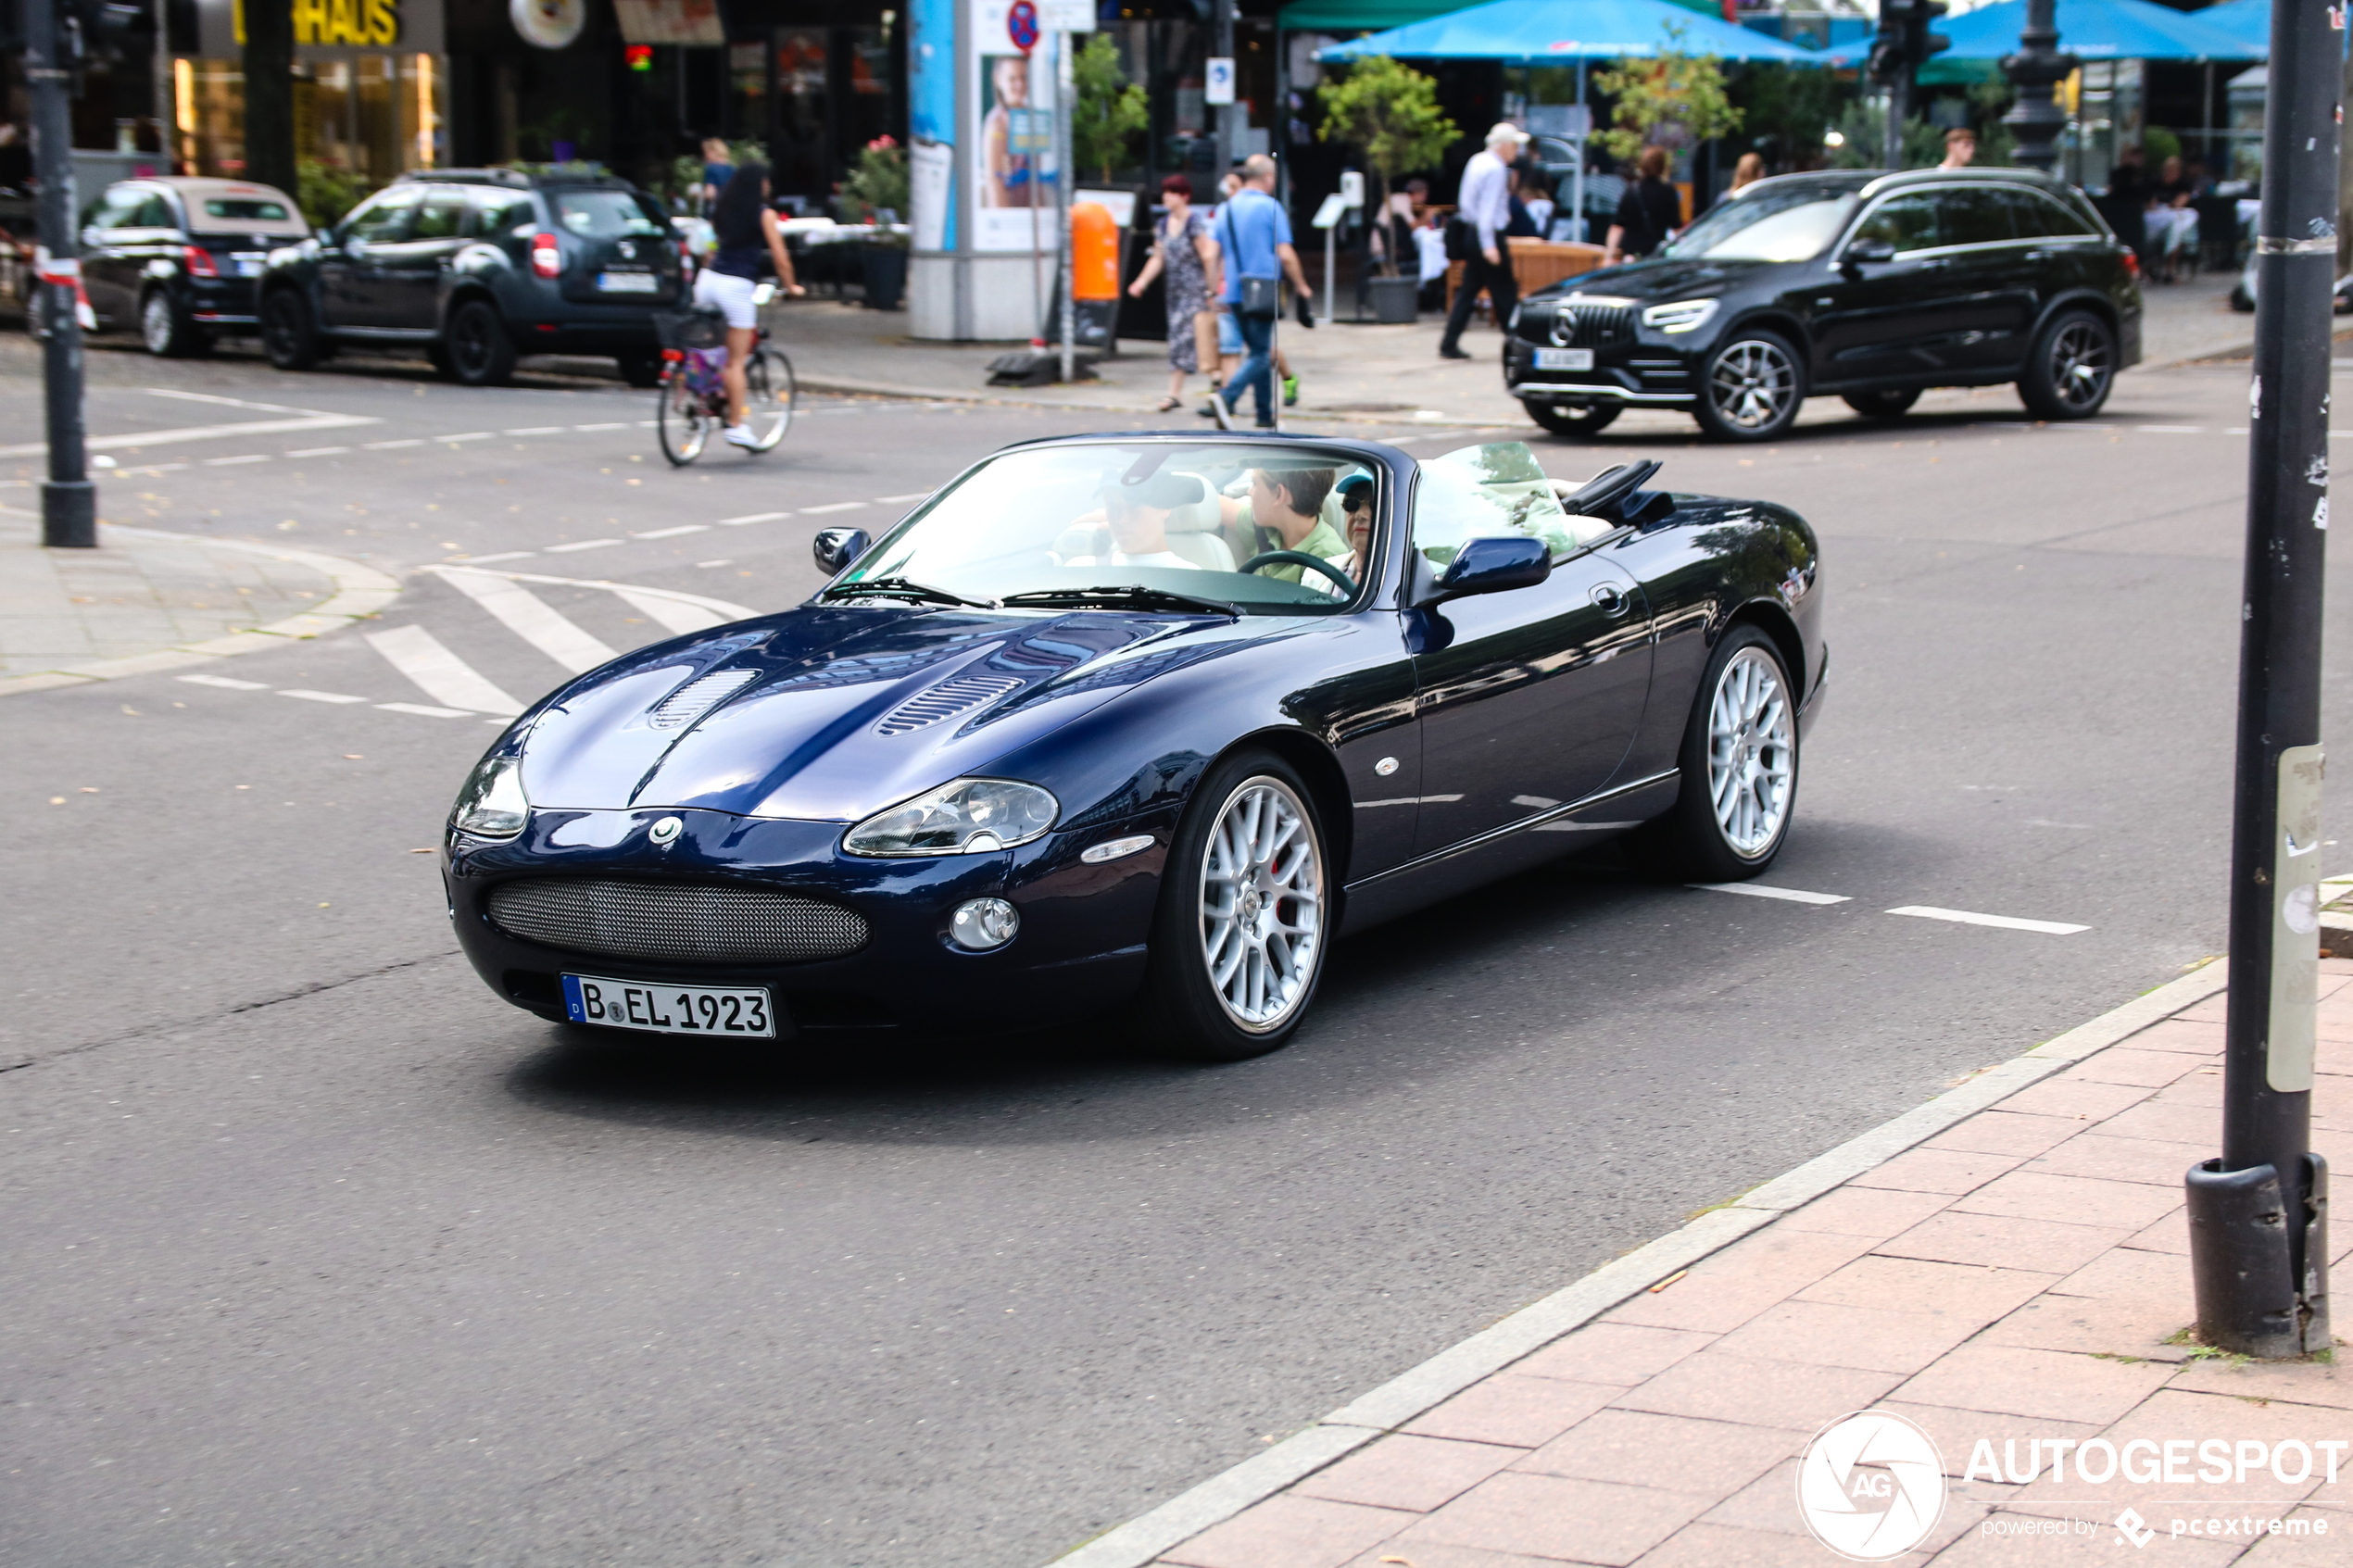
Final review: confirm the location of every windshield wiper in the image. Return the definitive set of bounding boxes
[1001,584,1239,618]
[820,575,998,608]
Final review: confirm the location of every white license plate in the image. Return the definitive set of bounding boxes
[233,255,266,277]
[561,973,779,1037]
[1535,347,1594,371]
[598,271,660,294]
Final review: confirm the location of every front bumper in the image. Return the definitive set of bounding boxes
[1503,333,1701,409]
[445,806,1171,1035]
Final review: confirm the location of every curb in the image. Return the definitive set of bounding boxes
[790,370,1516,429]
[1046,957,2233,1568]
[0,524,402,698]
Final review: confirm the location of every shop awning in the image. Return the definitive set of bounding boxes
[1315,0,1827,63]
[1822,0,2258,65]
[2188,0,2281,57]
[1278,0,1719,31]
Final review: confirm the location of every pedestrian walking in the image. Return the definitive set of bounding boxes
[1440,121,1528,361]
[1210,154,1312,429]
[1126,174,1223,414]
[1940,127,1976,170]
[1603,144,1682,267]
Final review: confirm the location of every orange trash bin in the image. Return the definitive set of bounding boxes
[1071,202,1120,301]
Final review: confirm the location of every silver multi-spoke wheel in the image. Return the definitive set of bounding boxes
[1705,338,1799,434]
[1197,777,1324,1033]
[2046,320,2111,410]
[1708,646,1795,858]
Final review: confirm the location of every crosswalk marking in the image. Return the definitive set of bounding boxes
[1692,882,1851,905]
[376,700,474,719]
[610,587,732,633]
[547,538,623,553]
[433,569,619,672]
[280,688,368,704]
[366,624,525,714]
[1887,905,2088,935]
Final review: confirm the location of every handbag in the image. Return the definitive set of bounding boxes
[1443,216,1478,262]
[1237,274,1281,320]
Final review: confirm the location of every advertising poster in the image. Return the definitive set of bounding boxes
[907,0,955,251]
[968,0,1055,252]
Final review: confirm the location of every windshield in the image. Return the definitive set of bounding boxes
[836,442,1381,613]
[553,190,670,237]
[1665,187,1859,262]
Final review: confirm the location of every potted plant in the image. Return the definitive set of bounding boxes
[841,134,911,310]
[1316,56,1455,322]
[1072,33,1148,184]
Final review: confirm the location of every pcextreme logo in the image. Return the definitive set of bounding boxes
[1796,1411,1946,1561]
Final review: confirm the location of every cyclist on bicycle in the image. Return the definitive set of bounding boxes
[694,161,805,449]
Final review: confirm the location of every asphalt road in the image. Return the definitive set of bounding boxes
[4,331,2347,1567]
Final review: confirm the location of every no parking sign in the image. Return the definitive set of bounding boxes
[1006,0,1038,52]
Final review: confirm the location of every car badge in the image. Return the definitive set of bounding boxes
[648,815,684,845]
[619,240,635,259]
[1374,757,1400,776]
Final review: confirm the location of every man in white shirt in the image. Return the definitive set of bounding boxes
[1440,121,1528,361]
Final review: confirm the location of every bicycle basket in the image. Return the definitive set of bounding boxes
[654,308,729,352]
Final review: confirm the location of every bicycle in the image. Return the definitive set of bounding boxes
[653,294,798,467]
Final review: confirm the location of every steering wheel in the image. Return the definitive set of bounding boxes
[1239,549,1357,595]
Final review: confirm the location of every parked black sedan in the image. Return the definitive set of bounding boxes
[63,177,308,357]
[443,433,1824,1061]
[258,168,686,386]
[1505,167,2143,442]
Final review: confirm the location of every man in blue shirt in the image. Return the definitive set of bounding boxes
[1213,154,1312,429]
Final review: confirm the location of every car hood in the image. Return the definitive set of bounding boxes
[516,604,1246,822]
[1537,255,1773,305]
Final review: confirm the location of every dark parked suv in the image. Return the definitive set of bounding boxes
[1504,167,2143,442]
[258,169,686,386]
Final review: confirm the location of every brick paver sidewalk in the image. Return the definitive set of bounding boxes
[1086,957,2353,1568]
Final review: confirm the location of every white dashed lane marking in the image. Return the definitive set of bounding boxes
[633,524,709,539]
[802,501,869,514]
[545,538,623,553]
[1690,882,1852,905]
[279,688,369,704]
[720,511,791,526]
[1887,905,2091,935]
[179,673,268,690]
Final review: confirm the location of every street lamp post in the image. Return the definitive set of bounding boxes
[23,0,95,548]
[2000,0,2076,176]
[2184,0,2339,1361]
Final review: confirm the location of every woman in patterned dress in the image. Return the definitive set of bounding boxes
[1126,174,1223,413]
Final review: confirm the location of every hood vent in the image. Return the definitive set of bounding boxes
[648,670,759,730]
[875,673,1021,736]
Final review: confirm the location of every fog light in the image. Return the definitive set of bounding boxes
[949,897,1019,951]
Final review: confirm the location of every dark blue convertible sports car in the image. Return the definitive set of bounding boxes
[444,433,1824,1060]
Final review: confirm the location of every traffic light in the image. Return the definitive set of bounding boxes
[625,43,653,71]
[1868,0,1949,90]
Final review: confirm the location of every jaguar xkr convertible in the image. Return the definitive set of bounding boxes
[443,433,1825,1060]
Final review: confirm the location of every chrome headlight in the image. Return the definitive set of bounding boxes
[844,777,1059,857]
[1642,298,1720,334]
[450,751,530,839]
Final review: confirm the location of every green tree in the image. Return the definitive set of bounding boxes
[1592,28,1743,163]
[840,135,912,243]
[1729,62,1843,169]
[1317,56,1457,274]
[1826,99,1944,169]
[1072,33,1149,183]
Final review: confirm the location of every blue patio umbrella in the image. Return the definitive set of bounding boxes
[1821,0,2258,65]
[1315,0,1830,64]
[2189,0,2281,57]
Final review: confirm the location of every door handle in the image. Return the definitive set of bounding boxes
[1590,583,1629,616]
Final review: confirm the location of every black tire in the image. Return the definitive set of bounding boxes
[1138,748,1332,1062]
[1524,398,1622,438]
[259,287,321,370]
[617,350,663,388]
[1842,387,1919,420]
[2018,308,2116,421]
[443,298,517,386]
[737,347,797,450]
[141,289,209,358]
[1637,624,1801,882]
[1692,329,1806,442]
[656,370,711,467]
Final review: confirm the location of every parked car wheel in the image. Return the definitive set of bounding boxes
[1523,399,1622,438]
[140,289,209,358]
[1640,624,1800,881]
[259,288,322,370]
[1139,748,1331,1062]
[616,350,663,388]
[1692,330,1805,442]
[1842,388,1919,420]
[2019,308,2116,420]
[443,299,517,387]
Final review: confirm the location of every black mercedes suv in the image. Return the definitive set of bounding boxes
[257,168,686,387]
[1504,167,2143,442]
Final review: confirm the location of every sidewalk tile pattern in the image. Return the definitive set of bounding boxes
[1151,961,2353,1568]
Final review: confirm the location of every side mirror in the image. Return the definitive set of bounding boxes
[812,527,870,576]
[1427,534,1551,604]
[1841,237,1895,272]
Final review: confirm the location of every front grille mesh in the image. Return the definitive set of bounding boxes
[487,877,869,964]
[1550,304,1636,348]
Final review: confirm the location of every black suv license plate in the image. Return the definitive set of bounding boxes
[561,973,781,1037]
